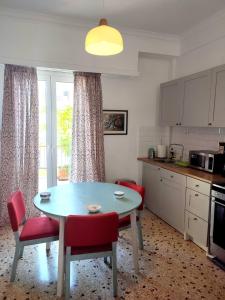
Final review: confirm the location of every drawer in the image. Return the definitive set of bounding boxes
[185,211,208,249]
[187,177,210,196]
[160,169,186,186]
[186,188,209,221]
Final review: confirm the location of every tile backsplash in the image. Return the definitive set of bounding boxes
[138,126,170,157]
[171,126,225,160]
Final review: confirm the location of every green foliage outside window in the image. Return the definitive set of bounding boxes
[57,105,73,160]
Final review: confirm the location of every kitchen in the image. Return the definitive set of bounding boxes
[139,62,225,268]
[1,1,225,300]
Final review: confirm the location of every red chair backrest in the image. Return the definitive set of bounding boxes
[116,181,145,211]
[64,212,119,248]
[7,191,26,232]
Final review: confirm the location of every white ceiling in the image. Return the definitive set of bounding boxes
[1,0,225,35]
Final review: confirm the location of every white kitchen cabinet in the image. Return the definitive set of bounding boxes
[185,211,208,250]
[142,163,186,234]
[182,70,212,127]
[185,188,210,221]
[141,162,211,251]
[142,163,161,216]
[160,79,183,126]
[159,171,186,233]
[184,177,210,250]
[209,64,225,127]
[186,177,211,196]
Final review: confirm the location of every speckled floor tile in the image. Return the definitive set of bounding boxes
[1,209,225,300]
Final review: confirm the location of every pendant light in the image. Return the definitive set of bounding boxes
[85,18,124,56]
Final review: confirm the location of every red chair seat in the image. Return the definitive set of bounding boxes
[70,243,112,255]
[119,215,139,228]
[20,217,59,241]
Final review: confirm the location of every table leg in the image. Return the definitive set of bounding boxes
[130,210,139,273]
[57,217,65,297]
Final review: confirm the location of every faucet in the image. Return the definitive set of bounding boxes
[169,144,184,161]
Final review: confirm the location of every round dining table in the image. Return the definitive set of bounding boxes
[33,182,142,297]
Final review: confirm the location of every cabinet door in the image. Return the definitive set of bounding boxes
[142,163,161,216]
[185,211,208,250]
[160,79,183,126]
[209,65,225,127]
[182,70,211,127]
[160,176,186,233]
[186,188,209,221]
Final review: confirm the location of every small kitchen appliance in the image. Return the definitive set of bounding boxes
[189,150,225,173]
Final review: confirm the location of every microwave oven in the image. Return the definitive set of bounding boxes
[189,150,225,173]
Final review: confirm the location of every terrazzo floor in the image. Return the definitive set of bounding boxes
[1,209,225,300]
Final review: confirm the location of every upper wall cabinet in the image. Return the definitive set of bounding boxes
[160,79,183,126]
[209,65,225,127]
[182,70,212,127]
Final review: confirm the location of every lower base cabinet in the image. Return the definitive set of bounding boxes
[160,176,185,233]
[184,211,208,250]
[142,163,185,234]
[142,162,210,251]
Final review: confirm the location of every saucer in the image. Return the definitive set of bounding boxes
[40,192,51,201]
[114,191,125,199]
[40,192,51,198]
[87,204,101,213]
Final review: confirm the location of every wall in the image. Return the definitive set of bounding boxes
[102,54,171,183]
[170,127,224,161]
[176,9,225,77]
[0,8,180,76]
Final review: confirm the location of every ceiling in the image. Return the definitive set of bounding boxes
[1,0,225,35]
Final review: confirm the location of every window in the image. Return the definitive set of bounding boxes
[38,71,74,191]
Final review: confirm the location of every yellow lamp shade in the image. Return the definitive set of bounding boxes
[85,19,124,56]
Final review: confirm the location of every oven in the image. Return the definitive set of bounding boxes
[209,183,225,268]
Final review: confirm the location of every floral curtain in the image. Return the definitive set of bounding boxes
[70,72,105,182]
[0,64,39,226]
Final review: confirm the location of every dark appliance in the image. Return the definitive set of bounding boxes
[209,183,225,269]
[189,150,225,173]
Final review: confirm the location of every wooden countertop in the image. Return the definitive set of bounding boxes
[138,157,225,184]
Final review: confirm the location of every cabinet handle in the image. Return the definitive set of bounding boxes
[195,193,199,197]
[193,217,198,221]
[160,178,163,182]
[176,123,178,126]
[188,217,190,229]
[195,184,199,188]
[179,122,182,126]
[170,175,174,178]
[208,123,212,126]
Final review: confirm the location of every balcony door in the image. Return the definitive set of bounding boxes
[38,71,74,191]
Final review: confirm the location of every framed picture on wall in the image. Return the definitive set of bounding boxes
[103,110,128,135]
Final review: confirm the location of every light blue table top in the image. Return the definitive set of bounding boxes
[33,182,142,218]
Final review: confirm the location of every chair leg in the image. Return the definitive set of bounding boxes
[104,257,108,264]
[10,245,21,282]
[104,256,112,268]
[65,256,71,300]
[46,242,51,252]
[112,243,117,297]
[137,220,144,250]
[19,245,24,258]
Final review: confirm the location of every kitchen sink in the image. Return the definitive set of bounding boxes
[154,158,174,163]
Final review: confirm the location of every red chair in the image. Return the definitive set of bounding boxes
[116,181,145,250]
[7,191,59,282]
[64,212,119,300]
